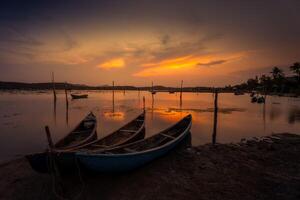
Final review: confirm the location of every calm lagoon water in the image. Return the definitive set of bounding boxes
[0,90,300,163]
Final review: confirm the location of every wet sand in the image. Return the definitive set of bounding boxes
[0,133,299,200]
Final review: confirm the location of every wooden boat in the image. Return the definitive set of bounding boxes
[50,112,145,172]
[27,112,145,173]
[251,96,258,103]
[234,91,244,95]
[71,93,88,99]
[26,112,97,173]
[257,96,265,103]
[76,114,192,172]
[75,112,145,151]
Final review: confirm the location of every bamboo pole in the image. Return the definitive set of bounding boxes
[65,83,69,125]
[45,126,67,198]
[52,72,56,102]
[151,94,154,120]
[212,90,218,145]
[64,82,68,106]
[143,96,145,111]
[45,126,54,150]
[112,81,115,113]
[152,81,153,92]
[180,80,183,107]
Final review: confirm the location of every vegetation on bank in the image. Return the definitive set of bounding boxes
[234,62,300,94]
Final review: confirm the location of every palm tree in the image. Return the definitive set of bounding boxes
[270,67,284,80]
[290,62,300,82]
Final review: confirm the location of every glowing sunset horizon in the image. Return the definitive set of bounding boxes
[0,0,299,87]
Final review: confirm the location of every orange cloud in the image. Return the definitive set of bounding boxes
[133,52,247,77]
[98,58,125,69]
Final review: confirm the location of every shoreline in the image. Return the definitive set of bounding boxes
[0,133,299,200]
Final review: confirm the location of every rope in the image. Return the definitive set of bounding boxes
[71,157,85,200]
[47,152,86,200]
[47,152,68,200]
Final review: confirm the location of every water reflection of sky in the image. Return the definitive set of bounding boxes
[0,90,300,162]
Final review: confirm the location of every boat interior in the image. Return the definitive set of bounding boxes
[55,115,96,149]
[85,114,145,150]
[101,115,191,154]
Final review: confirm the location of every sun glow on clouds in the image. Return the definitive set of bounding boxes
[98,58,125,69]
[133,52,247,77]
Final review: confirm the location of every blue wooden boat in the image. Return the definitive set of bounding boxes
[26,112,97,173]
[76,114,192,172]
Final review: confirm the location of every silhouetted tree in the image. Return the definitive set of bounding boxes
[247,78,259,89]
[270,67,284,81]
[290,62,300,82]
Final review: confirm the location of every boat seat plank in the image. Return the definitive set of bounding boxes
[124,148,137,153]
[160,133,176,139]
[71,129,91,134]
[119,130,137,133]
[136,119,144,122]
[91,144,109,148]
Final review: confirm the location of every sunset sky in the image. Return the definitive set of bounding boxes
[0,0,299,86]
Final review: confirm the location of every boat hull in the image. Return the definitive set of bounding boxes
[26,126,145,173]
[26,129,97,173]
[26,151,77,173]
[71,94,88,99]
[77,122,191,172]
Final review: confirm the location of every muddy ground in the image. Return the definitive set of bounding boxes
[0,133,299,200]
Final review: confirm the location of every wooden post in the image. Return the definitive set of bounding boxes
[152,81,154,92]
[143,96,145,111]
[45,126,67,198]
[64,82,68,106]
[112,81,115,113]
[65,83,69,125]
[180,80,183,107]
[52,73,56,123]
[53,97,57,124]
[45,126,54,150]
[52,72,56,102]
[151,93,154,120]
[212,90,218,145]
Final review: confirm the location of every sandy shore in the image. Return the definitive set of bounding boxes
[0,133,299,200]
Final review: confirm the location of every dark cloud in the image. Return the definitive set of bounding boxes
[0,26,43,46]
[198,59,228,67]
[160,34,171,46]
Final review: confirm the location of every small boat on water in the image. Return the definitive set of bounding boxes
[77,114,192,172]
[257,96,265,103]
[151,91,157,95]
[71,93,88,99]
[234,91,245,95]
[26,112,97,173]
[251,96,258,103]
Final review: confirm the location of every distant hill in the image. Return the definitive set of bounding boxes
[0,81,228,92]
